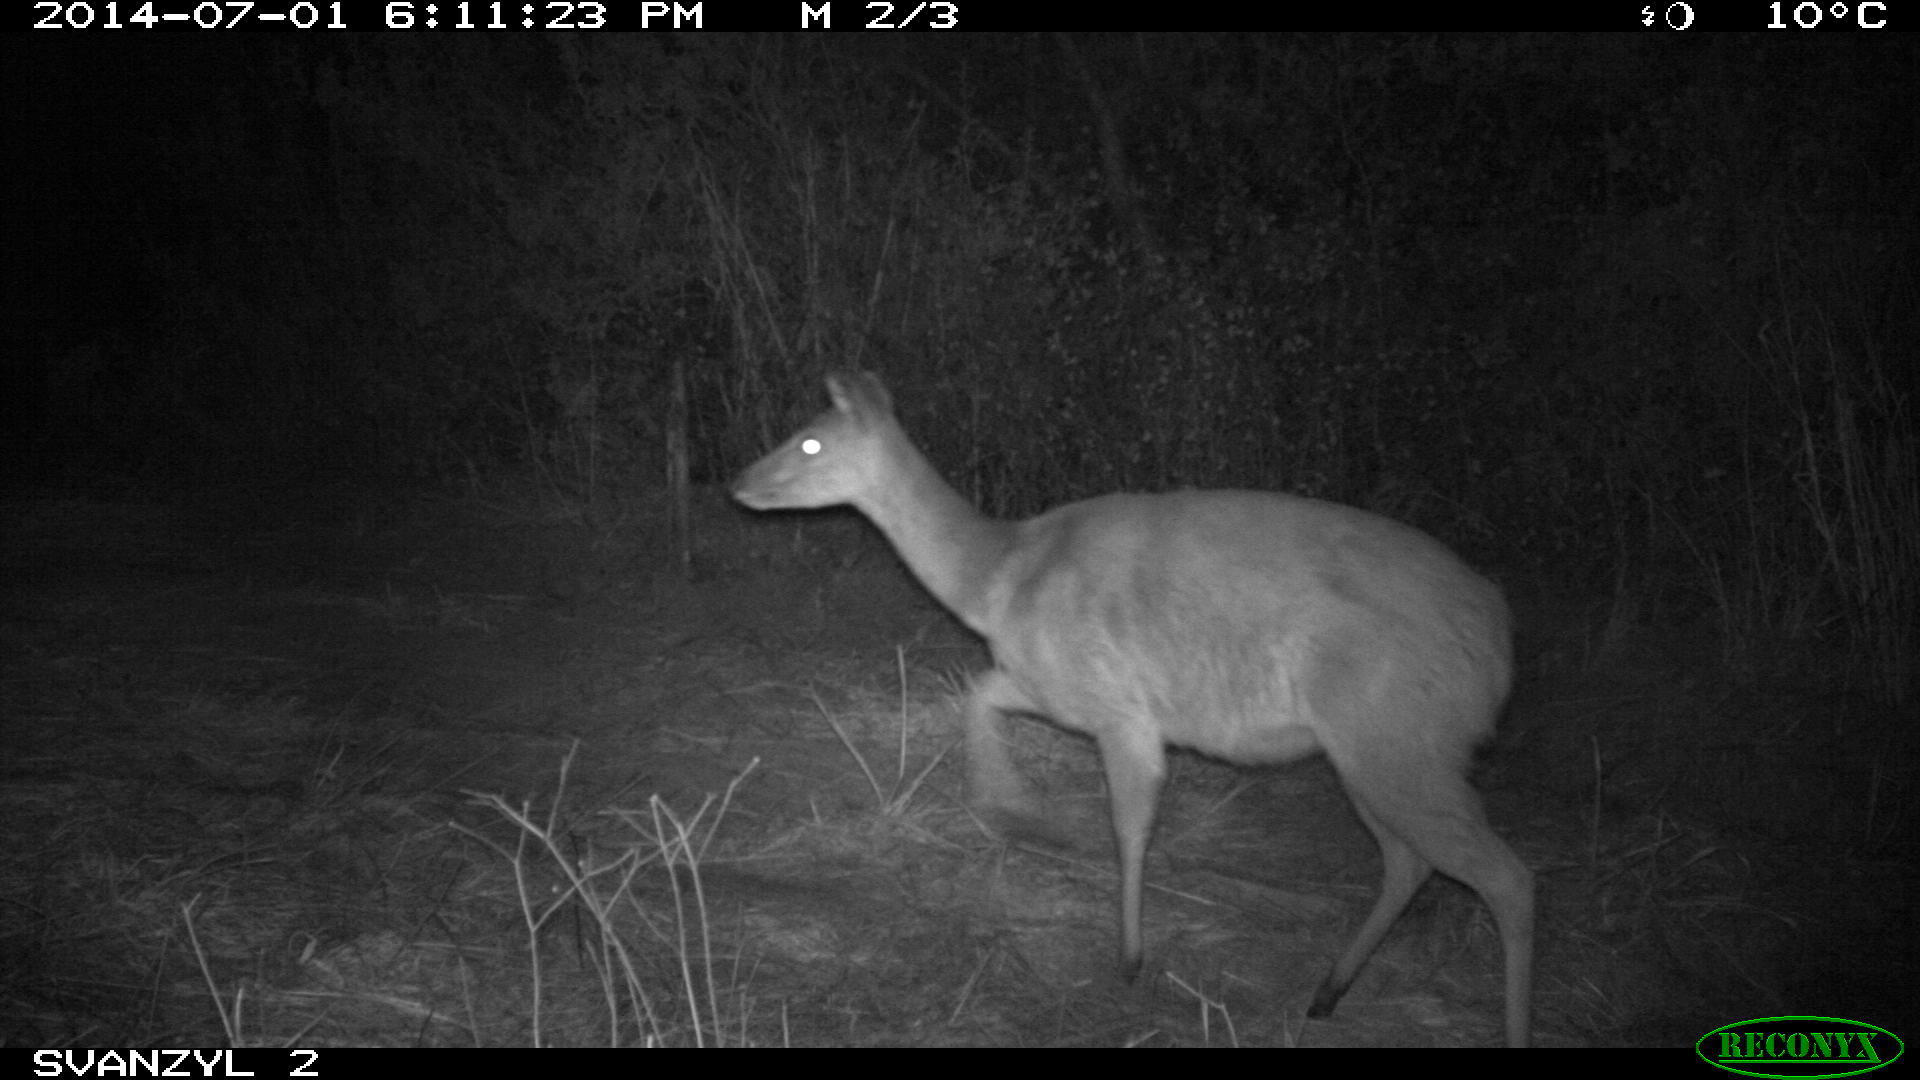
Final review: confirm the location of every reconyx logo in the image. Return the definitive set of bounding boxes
[1697,1017,1902,1079]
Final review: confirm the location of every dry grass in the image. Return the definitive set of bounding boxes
[1,494,1910,1047]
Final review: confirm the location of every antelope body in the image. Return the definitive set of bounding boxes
[733,372,1533,1046]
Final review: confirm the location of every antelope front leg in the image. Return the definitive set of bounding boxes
[964,670,1069,847]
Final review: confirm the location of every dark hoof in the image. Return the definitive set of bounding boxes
[1306,979,1346,1018]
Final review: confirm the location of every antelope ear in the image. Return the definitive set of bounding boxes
[826,371,893,420]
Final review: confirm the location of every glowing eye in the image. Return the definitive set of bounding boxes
[802,438,823,455]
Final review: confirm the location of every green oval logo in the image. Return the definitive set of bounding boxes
[1697,1017,1904,1079]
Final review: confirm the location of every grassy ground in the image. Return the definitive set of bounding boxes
[1,488,1909,1047]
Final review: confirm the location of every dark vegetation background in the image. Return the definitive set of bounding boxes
[3,34,1913,1045]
